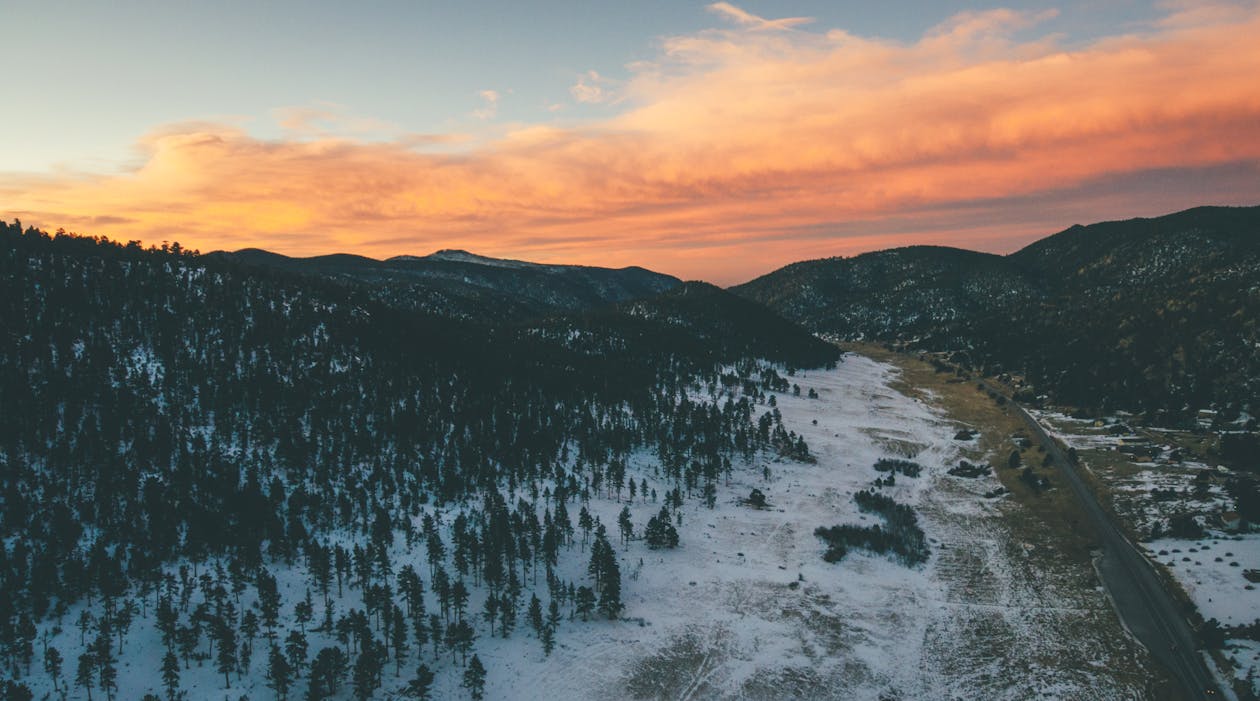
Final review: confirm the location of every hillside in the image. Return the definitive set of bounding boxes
[209,247,682,322]
[734,246,1038,343]
[0,222,841,699]
[733,205,1260,417]
[528,282,840,372]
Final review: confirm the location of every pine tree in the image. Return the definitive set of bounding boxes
[588,525,611,586]
[1,681,33,701]
[240,611,260,667]
[644,507,679,549]
[541,622,556,657]
[94,629,118,701]
[575,587,595,621]
[597,545,623,620]
[113,602,134,655]
[617,507,633,545]
[427,615,442,658]
[390,606,409,675]
[404,662,435,699]
[307,647,348,700]
[267,644,292,701]
[294,593,314,634]
[258,571,282,638]
[43,646,63,693]
[547,598,561,631]
[284,630,308,678]
[481,594,498,637]
[412,613,430,658]
[444,619,476,665]
[76,610,95,646]
[75,651,96,701]
[578,508,593,548]
[397,565,424,620]
[527,594,543,637]
[351,643,381,701]
[176,625,199,669]
[216,624,238,688]
[450,579,469,623]
[160,650,181,701]
[498,592,516,638]
[462,655,487,701]
[156,597,179,650]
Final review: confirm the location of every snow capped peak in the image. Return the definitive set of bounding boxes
[400,249,539,269]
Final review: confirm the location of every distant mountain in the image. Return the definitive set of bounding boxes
[209,247,682,322]
[734,205,1260,416]
[733,246,1039,342]
[529,282,840,371]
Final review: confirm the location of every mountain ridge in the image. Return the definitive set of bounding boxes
[733,204,1260,416]
[208,245,684,322]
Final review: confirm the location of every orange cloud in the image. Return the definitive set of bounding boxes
[4,4,1260,284]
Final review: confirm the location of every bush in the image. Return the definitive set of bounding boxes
[948,461,989,478]
[873,458,922,478]
[814,490,929,566]
[1200,618,1226,649]
[1167,514,1205,539]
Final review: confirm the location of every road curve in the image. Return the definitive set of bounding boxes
[1012,403,1221,699]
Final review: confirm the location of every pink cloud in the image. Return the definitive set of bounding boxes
[3,4,1259,284]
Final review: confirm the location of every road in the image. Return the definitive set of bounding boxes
[1012,403,1222,699]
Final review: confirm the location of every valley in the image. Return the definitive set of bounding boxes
[14,352,1158,701]
[2,206,1257,700]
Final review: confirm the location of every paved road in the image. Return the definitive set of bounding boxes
[1012,404,1222,699]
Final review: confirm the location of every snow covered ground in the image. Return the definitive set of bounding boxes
[1031,411,1233,536]
[1144,535,1260,627]
[469,354,1149,699]
[28,354,1150,700]
[1032,410,1260,696]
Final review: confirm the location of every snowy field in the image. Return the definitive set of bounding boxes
[476,354,1149,700]
[1145,535,1260,627]
[29,354,1150,700]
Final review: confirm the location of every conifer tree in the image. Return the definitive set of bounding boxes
[527,594,544,637]
[284,630,308,678]
[575,587,595,622]
[160,650,181,701]
[403,663,434,699]
[43,646,63,694]
[617,508,632,546]
[541,622,556,657]
[75,651,95,701]
[216,624,237,688]
[498,593,516,638]
[93,628,117,701]
[351,643,381,701]
[598,556,623,621]
[390,606,409,675]
[462,655,486,701]
[266,644,292,701]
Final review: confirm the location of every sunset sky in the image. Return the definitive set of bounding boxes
[3,1,1259,284]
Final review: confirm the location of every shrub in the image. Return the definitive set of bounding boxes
[873,458,922,478]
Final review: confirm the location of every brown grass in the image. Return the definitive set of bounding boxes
[844,343,1180,699]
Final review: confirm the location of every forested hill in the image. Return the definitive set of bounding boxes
[531,281,842,371]
[0,221,835,699]
[207,246,682,323]
[733,205,1260,418]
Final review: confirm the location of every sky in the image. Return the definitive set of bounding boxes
[3,1,1259,284]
